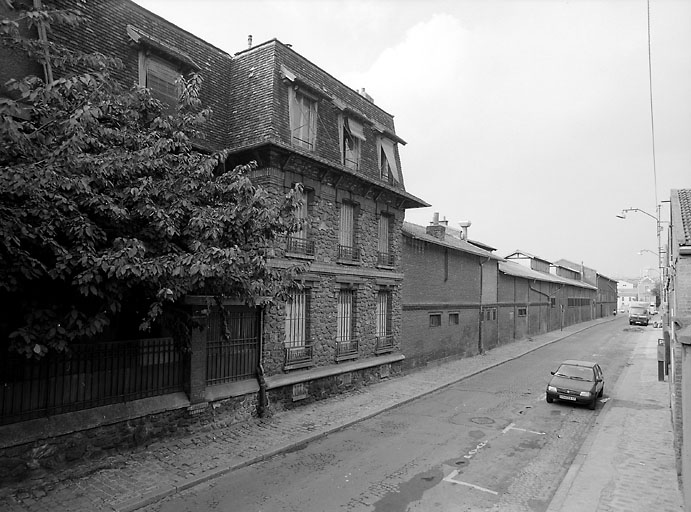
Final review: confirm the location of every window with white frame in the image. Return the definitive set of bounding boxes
[294,187,308,239]
[376,290,392,338]
[285,289,310,347]
[342,117,365,170]
[339,202,358,261]
[139,53,181,113]
[289,87,317,150]
[337,289,355,342]
[378,213,394,266]
[287,187,314,255]
[379,137,400,184]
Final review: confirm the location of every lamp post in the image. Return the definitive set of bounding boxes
[616,206,664,275]
[617,203,670,306]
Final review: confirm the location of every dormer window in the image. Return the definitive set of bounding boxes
[127,25,198,115]
[341,117,365,171]
[379,137,400,184]
[139,54,181,113]
[289,87,317,150]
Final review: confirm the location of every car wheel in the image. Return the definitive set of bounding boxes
[589,398,597,410]
[546,395,553,403]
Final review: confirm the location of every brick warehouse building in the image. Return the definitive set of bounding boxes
[554,259,618,318]
[0,0,427,476]
[401,216,600,369]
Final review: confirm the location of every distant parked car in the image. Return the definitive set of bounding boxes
[546,360,604,410]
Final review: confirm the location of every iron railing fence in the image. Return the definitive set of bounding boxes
[377,251,396,266]
[338,244,360,262]
[286,236,315,256]
[285,342,313,368]
[0,337,184,426]
[375,334,395,354]
[336,338,359,360]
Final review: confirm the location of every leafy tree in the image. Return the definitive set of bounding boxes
[0,3,303,358]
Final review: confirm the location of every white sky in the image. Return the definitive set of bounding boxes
[134,0,691,280]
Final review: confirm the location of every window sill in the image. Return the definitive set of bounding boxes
[336,353,359,363]
[376,263,396,270]
[337,258,362,267]
[285,251,315,261]
[284,361,315,371]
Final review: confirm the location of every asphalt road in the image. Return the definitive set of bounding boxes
[145,319,639,512]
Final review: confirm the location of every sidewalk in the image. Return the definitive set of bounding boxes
[547,327,684,512]
[0,316,680,512]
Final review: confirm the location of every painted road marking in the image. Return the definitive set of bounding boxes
[463,439,489,460]
[502,422,545,435]
[443,470,499,495]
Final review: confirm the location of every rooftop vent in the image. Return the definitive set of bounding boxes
[459,220,472,240]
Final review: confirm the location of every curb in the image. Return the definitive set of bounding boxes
[114,318,616,512]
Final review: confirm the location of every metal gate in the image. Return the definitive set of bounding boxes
[206,306,260,385]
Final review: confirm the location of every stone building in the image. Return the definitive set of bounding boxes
[0,0,427,476]
[222,38,428,405]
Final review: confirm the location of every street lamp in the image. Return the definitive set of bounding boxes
[638,249,658,257]
[616,204,670,302]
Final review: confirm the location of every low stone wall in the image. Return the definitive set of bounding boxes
[0,359,401,484]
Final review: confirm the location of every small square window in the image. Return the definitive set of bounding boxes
[517,307,527,317]
[449,313,460,325]
[429,313,442,328]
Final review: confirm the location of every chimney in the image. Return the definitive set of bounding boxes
[358,87,374,102]
[248,35,253,48]
[459,220,472,240]
[426,212,446,239]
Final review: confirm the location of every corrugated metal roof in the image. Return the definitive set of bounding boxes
[505,250,552,263]
[402,222,502,260]
[498,260,596,290]
[557,258,617,283]
[442,224,498,252]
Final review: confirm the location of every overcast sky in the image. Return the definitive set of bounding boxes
[134,0,690,281]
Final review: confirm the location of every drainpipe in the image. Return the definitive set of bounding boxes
[478,254,492,354]
[530,281,564,333]
[33,0,54,84]
[256,307,269,418]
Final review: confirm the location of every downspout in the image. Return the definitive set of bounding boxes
[530,281,564,333]
[256,306,269,418]
[33,0,54,84]
[478,254,492,354]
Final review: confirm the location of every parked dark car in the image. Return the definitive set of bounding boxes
[546,360,604,410]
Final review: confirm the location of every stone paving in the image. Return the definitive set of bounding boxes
[0,317,683,512]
